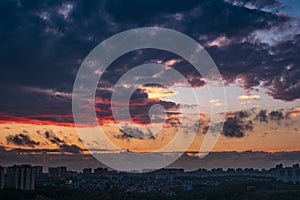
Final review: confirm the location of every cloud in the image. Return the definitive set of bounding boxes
[0,0,299,127]
[206,35,232,47]
[165,117,182,128]
[94,85,178,125]
[287,107,300,118]
[0,112,75,127]
[212,108,293,138]
[269,110,286,123]
[105,0,201,23]
[221,110,253,138]
[43,130,65,145]
[59,144,82,154]
[238,94,260,100]
[6,133,40,148]
[5,129,82,154]
[140,85,176,99]
[254,109,288,124]
[195,117,210,134]
[224,0,282,9]
[255,109,268,122]
[195,110,254,138]
[116,126,155,140]
[0,145,6,151]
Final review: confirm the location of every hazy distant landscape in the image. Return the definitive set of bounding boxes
[1,151,300,172]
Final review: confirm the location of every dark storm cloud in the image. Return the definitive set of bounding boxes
[195,110,254,137]
[95,86,177,125]
[221,110,254,138]
[105,0,283,37]
[6,133,40,147]
[225,0,282,8]
[269,110,286,122]
[179,1,298,101]
[254,109,289,124]
[206,109,292,138]
[0,0,112,120]
[210,34,300,101]
[43,130,65,145]
[262,35,300,101]
[0,145,6,151]
[0,0,299,124]
[97,49,204,89]
[0,86,72,120]
[185,2,286,39]
[105,0,201,23]
[165,117,182,127]
[255,110,269,122]
[59,144,82,154]
[193,110,254,138]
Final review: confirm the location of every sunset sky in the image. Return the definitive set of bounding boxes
[0,0,300,167]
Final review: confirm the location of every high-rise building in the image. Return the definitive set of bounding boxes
[6,165,35,190]
[94,167,108,175]
[48,166,67,180]
[83,168,92,175]
[34,166,43,178]
[0,166,5,189]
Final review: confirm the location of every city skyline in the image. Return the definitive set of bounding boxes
[1,162,300,191]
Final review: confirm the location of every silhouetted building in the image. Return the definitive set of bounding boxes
[0,166,5,189]
[48,166,67,180]
[83,168,92,175]
[274,164,300,184]
[34,166,43,178]
[94,167,108,175]
[6,165,35,190]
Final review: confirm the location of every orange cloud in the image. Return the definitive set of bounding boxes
[209,99,223,106]
[206,35,231,47]
[140,86,176,100]
[164,59,181,66]
[238,94,260,100]
[0,112,84,127]
[287,107,300,118]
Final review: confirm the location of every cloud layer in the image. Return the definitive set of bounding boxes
[0,0,299,125]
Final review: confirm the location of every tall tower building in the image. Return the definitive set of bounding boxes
[0,166,5,189]
[48,166,67,180]
[6,165,35,190]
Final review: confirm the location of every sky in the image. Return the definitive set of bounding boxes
[0,0,300,169]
